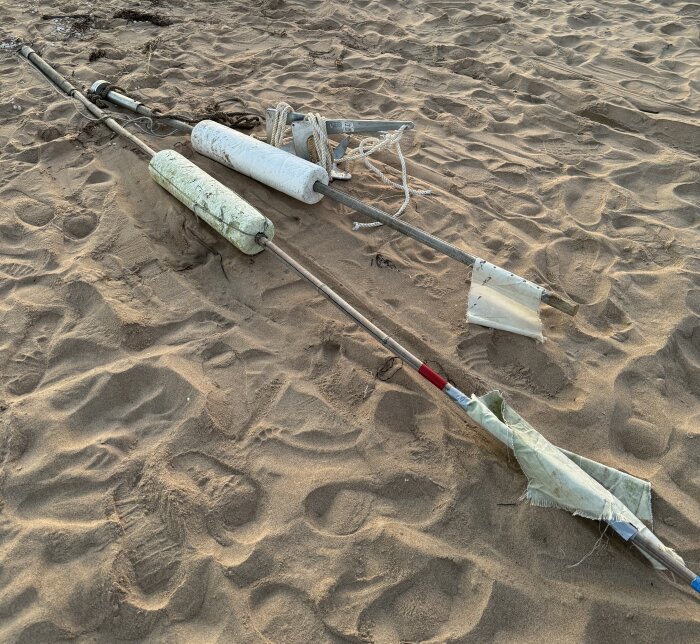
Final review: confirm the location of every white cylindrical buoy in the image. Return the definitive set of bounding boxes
[191,120,329,204]
[148,150,274,255]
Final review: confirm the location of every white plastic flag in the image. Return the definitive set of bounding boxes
[467,259,546,341]
[450,389,686,571]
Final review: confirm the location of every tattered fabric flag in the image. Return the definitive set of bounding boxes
[467,258,546,342]
[448,389,685,571]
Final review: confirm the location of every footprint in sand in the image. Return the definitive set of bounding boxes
[171,452,261,545]
[250,584,339,644]
[109,480,211,639]
[457,331,573,397]
[321,531,493,641]
[259,384,362,454]
[358,558,475,642]
[50,362,195,436]
[3,190,55,227]
[560,176,608,227]
[304,474,445,535]
[538,235,615,305]
[610,316,699,461]
[373,390,437,435]
[113,482,182,595]
[673,181,700,208]
[63,210,98,240]
[0,248,58,287]
[2,309,63,397]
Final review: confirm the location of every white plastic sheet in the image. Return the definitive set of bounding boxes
[467,259,545,341]
[446,387,685,570]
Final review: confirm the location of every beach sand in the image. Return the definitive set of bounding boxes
[0,1,698,641]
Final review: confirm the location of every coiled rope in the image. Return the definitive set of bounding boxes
[267,102,431,230]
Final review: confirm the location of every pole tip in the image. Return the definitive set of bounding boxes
[544,292,579,317]
[20,45,36,58]
[90,80,110,94]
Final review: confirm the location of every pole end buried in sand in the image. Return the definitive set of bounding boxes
[542,292,579,317]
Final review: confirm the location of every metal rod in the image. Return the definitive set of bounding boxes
[266,109,414,134]
[90,81,194,133]
[19,47,156,158]
[315,182,579,316]
[631,530,698,586]
[317,180,479,263]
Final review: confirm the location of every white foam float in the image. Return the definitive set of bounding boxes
[191,120,329,204]
[149,149,274,255]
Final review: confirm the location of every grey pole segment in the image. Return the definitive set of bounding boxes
[316,180,480,264]
[19,47,156,158]
[90,81,194,133]
[630,529,698,585]
[314,182,579,317]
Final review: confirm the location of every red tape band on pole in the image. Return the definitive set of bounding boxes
[418,363,447,390]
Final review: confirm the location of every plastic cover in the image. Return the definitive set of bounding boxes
[467,258,545,341]
[446,387,685,570]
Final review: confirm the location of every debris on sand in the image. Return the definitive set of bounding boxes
[113,9,174,27]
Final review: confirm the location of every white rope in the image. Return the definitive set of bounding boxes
[268,101,293,148]
[340,126,431,229]
[266,103,431,230]
[305,111,334,175]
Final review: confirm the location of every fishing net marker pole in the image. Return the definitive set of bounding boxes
[20,47,699,595]
[89,81,578,318]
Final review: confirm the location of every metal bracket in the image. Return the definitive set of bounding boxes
[265,109,414,180]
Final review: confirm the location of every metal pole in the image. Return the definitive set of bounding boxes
[631,530,699,586]
[19,47,156,158]
[314,182,578,317]
[90,81,194,133]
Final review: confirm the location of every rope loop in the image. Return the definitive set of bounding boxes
[268,101,293,147]
[266,103,431,230]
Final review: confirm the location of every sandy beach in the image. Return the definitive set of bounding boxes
[1,0,698,641]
